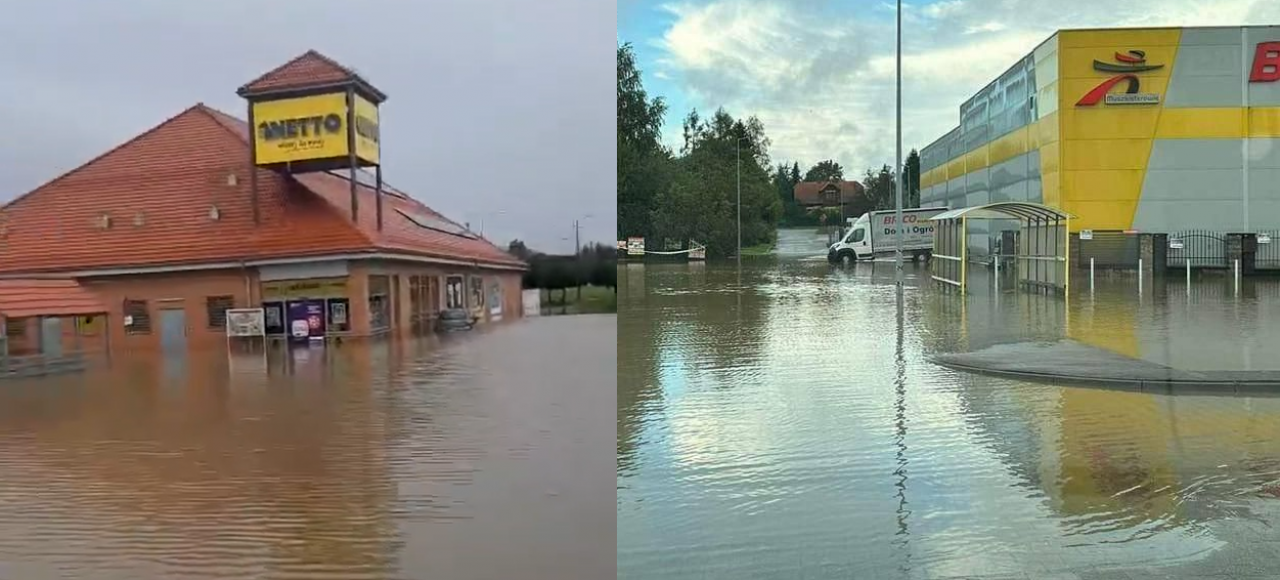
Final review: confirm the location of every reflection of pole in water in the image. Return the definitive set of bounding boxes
[892,286,912,568]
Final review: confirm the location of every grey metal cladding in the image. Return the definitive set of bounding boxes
[1147,139,1243,170]
[1164,44,1242,107]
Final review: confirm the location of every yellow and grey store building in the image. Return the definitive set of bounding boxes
[919,26,1280,266]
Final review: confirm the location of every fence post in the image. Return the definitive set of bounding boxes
[1235,258,1240,296]
[1186,258,1191,293]
[1090,257,1095,294]
[1138,258,1143,296]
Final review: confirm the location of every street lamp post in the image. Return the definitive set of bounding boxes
[894,0,905,285]
[736,136,745,268]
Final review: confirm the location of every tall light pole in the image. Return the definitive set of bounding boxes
[737,136,746,268]
[894,0,905,285]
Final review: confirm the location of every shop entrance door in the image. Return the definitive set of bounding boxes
[39,317,62,357]
[159,309,187,354]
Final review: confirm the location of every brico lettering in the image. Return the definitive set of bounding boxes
[1250,41,1280,83]
[259,114,344,141]
[882,214,920,225]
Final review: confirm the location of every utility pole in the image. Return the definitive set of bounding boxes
[894,0,905,285]
[574,219,582,301]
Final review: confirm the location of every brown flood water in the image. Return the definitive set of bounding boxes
[0,315,615,580]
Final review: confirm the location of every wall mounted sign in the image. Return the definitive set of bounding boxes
[1076,50,1164,107]
[1250,41,1280,83]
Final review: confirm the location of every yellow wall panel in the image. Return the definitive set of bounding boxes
[921,168,941,189]
[1250,107,1280,138]
[963,146,989,173]
[1063,139,1153,170]
[946,157,965,181]
[1042,173,1061,208]
[1059,96,1167,139]
[989,127,1029,165]
[1068,200,1139,231]
[1156,108,1245,139]
[1057,28,1181,52]
[1064,169,1146,202]
[1039,141,1061,175]
[1058,47,1179,80]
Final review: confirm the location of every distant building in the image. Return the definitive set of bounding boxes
[0,50,526,355]
[792,181,865,208]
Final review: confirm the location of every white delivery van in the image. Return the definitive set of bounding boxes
[828,207,948,264]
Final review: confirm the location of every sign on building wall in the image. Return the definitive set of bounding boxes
[226,308,266,337]
[251,92,381,165]
[627,237,646,256]
[488,280,503,319]
[261,277,348,299]
[522,289,542,317]
[353,94,381,164]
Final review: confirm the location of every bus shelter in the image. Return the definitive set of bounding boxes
[929,202,1074,297]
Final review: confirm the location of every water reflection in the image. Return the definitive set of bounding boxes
[617,229,1280,579]
[0,317,614,580]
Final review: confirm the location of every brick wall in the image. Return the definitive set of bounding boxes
[79,269,258,353]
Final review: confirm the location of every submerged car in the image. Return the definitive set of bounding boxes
[436,308,478,332]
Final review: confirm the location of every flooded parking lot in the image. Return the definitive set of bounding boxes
[618,229,1280,580]
[0,315,615,580]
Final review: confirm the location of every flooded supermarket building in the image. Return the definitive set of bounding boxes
[0,50,526,356]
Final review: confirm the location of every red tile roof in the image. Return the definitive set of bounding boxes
[793,180,864,206]
[0,104,524,274]
[0,279,107,318]
[237,50,383,100]
[239,50,351,92]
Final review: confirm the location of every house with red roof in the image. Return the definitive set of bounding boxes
[0,50,526,354]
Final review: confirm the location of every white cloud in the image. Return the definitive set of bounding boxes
[649,0,1280,176]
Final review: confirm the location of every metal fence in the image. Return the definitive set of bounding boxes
[1075,231,1140,269]
[1256,230,1280,271]
[1167,230,1228,269]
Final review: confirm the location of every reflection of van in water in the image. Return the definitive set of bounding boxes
[828,207,947,264]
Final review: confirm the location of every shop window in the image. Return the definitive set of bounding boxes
[123,299,151,334]
[468,276,484,311]
[5,318,25,338]
[262,302,286,335]
[327,298,351,332]
[368,275,391,331]
[445,276,465,309]
[76,315,101,335]
[428,276,441,314]
[205,295,235,330]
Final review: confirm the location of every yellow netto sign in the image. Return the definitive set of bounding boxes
[252,93,380,165]
[353,95,380,164]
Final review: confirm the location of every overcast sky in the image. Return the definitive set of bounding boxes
[0,0,613,254]
[619,0,1280,177]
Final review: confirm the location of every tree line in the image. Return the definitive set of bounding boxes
[772,154,922,228]
[619,41,926,256]
[507,240,616,302]
[618,43,780,259]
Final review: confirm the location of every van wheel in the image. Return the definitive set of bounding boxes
[839,250,857,265]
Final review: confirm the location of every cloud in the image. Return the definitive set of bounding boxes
[0,0,613,253]
[648,0,1280,177]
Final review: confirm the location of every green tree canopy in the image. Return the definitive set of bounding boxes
[651,107,781,258]
[617,43,672,241]
[804,159,845,182]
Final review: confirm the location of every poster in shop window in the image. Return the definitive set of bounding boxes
[488,280,503,319]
